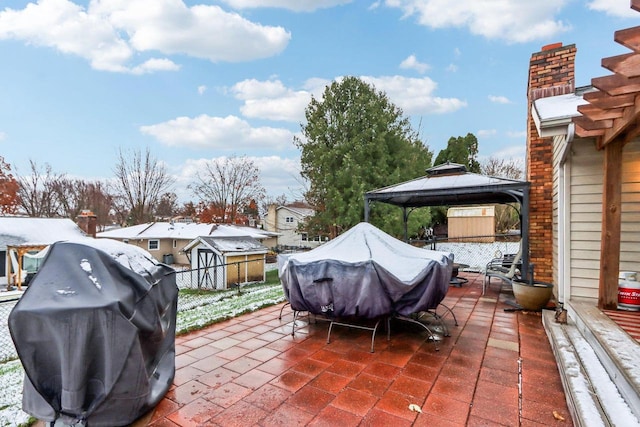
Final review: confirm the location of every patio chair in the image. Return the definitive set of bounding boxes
[483,245,522,295]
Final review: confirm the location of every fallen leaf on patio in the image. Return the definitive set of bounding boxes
[553,410,565,421]
[408,404,422,413]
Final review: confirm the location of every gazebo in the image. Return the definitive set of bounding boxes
[364,162,532,279]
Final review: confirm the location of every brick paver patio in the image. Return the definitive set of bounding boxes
[39,272,573,426]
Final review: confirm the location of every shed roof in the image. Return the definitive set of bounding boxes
[183,235,267,254]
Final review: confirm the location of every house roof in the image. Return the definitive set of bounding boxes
[97,222,277,241]
[0,217,86,250]
[183,235,267,254]
[532,90,590,137]
[277,206,314,217]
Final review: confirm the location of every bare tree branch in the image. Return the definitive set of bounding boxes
[190,156,265,223]
[112,147,175,225]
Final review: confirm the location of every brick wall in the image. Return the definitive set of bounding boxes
[526,43,576,283]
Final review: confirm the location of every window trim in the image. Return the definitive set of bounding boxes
[148,239,160,251]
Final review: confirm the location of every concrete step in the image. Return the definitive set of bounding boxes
[543,302,640,427]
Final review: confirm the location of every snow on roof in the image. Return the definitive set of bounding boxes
[198,235,267,254]
[0,217,86,249]
[533,92,588,123]
[66,237,160,274]
[371,171,523,194]
[97,222,275,241]
[97,222,215,240]
[214,224,277,239]
[277,206,314,217]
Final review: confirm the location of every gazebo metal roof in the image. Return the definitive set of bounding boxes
[364,162,531,279]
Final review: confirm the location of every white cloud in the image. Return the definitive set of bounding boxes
[384,0,571,43]
[198,85,207,95]
[361,75,467,114]
[230,78,326,122]
[140,114,294,150]
[219,0,352,12]
[0,0,291,73]
[446,63,458,72]
[588,0,639,18]
[131,58,181,75]
[399,54,430,74]
[0,132,6,141]
[477,129,497,137]
[488,95,511,104]
[228,74,465,127]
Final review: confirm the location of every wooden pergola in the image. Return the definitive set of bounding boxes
[6,244,47,290]
[571,1,640,309]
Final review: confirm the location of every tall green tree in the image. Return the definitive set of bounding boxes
[434,133,480,172]
[295,76,433,238]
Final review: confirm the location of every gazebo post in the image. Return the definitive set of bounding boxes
[403,207,408,242]
[364,196,370,222]
[521,190,530,282]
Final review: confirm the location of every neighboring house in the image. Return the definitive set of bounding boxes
[97,222,277,265]
[0,217,87,288]
[182,235,268,290]
[264,204,325,249]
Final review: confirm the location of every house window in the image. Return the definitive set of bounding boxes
[148,240,159,251]
[123,239,129,244]
[285,216,294,223]
[301,233,308,241]
[173,239,177,248]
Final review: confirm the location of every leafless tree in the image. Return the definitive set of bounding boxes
[480,156,525,233]
[55,179,114,230]
[18,160,66,217]
[190,156,265,224]
[155,192,178,219]
[112,147,175,225]
[481,156,524,180]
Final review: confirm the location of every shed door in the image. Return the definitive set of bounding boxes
[197,249,223,289]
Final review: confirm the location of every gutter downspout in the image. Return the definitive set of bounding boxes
[558,122,575,307]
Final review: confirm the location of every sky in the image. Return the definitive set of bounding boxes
[0,0,638,204]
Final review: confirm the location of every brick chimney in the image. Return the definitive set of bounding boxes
[526,43,576,283]
[77,210,98,238]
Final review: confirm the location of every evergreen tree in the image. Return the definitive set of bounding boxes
[295,76,433,238]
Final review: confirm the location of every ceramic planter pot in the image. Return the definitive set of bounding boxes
[512,281,553,311]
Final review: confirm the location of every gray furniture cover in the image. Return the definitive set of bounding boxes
[8,239,178,426]
[278,222,453,319]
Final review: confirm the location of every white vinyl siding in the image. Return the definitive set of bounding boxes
[620,139,640,272]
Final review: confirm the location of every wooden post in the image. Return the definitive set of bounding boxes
[599,138,623,309]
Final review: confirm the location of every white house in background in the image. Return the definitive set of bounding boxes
[0,217,87,289]
[264,204,325,249]
[97,222,278,265]
[182,235,268,290]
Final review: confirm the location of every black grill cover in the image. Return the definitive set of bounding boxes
[278,223,453,319]
[8,240,178,426]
